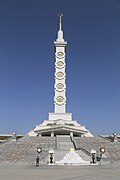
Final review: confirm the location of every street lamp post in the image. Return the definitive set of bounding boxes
[113,132,117,142]
[37,147,42,154]
[13,132,17,141]
[36,147,42,166]
[99,147,105,164]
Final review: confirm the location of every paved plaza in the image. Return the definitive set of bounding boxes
[0,163,120,180]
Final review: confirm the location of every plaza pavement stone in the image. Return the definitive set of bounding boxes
[0,162,120,180]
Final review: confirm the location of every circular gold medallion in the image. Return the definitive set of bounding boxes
[56,96,65,105]
[56,61,64,68]
[56,83,64,91]
[56,71,64,79]
[57,51,64,58]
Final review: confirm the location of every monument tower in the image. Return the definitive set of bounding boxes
[28,14,93,137]
[54,13,67,113]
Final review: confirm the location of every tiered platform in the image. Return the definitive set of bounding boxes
[0,136,120,164]
[73,137,120,162]
[0,136,55,164]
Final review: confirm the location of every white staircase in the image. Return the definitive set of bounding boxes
[56,135,74,150]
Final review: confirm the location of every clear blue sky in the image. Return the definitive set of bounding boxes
[0,0,120,136]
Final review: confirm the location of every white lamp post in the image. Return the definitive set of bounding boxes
[13,132,17,141]
[37,147,42,154]
[99,147,105,164]
[113,132,117,142]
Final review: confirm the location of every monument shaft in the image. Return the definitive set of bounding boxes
[54,14,67,113]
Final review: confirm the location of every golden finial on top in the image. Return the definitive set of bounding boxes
[58,13,63,30]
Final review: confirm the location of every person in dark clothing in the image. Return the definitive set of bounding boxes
[50,154,53,164]
[92,153,95,164]
[36,156,40,166]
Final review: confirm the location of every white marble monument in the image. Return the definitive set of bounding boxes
[28,14,93,137]
[55,148,90,166]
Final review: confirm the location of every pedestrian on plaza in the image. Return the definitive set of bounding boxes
[36,156,39,166]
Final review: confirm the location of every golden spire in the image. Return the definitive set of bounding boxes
[58,13,63,31]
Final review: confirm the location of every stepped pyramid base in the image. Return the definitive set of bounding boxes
[0,135,120,165]
[55,148,90,166]
[28,113,93,137]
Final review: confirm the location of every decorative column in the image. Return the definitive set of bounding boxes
[54,13,67,113]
